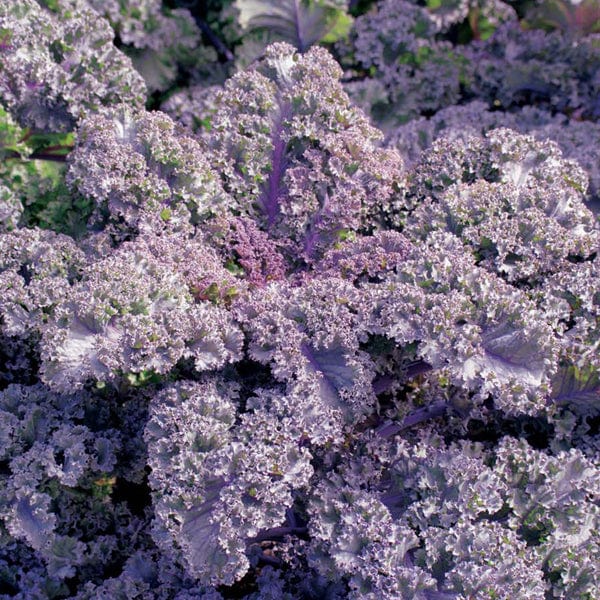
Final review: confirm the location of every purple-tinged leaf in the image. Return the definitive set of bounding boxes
[259,102,291,227]
[301,341,356,411]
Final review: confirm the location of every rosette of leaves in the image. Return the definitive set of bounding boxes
[400,124,599,426]
[206,42,402,267]
[0,0,146,133]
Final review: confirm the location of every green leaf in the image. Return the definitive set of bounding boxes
[235,0,353,51]
[321,10,353,43]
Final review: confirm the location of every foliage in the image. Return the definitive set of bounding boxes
[235,0,353,51]
[463,21,600,118]
[87,0,217,93]
[343,0,472,129]
[0,0,146,132]
[523,0,600,37]
[0,0,599,598]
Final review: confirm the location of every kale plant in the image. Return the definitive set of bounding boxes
[0,1,599,598]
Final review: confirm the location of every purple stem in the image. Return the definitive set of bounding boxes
[181,0,234,62]
[424,592,460,600]
[197,19,234,62]
[292,0,307,52]
[405,359,433,378]
[285,508,298,529]
[372,360,433,395]
[248,525,308,543]
[303,226,319,260]
[376,400,449,438]
[258,553,284,567]
[302,188,331,260]
[259,102,292,228]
